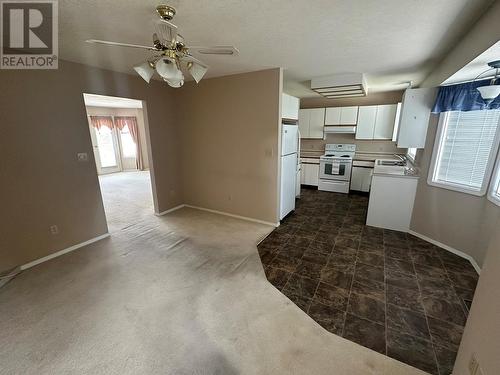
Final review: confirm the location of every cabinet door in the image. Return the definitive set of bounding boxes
[282,93,291,119]
[325,107,341,125]
[289,96,299,120]
[298,109,310,138]
[300,164,306,184]
[361,168,374,192]
[397,88,436,148]
[309,164,320,186]
[308,108,325,139]
[356,106,377,139]
[374,104,397,139]
[340,106,359,125]
[350,167,363,191]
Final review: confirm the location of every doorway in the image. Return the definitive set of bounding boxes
[83,93,155,232]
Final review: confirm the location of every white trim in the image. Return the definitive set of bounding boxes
[408,230,481,274]
[155,204,185,216]
[184,205,279,227]
[427,111,500,196]
[487,145,500,206]
[20,233,110,271]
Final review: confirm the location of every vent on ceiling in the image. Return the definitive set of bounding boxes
[311,73,367,98]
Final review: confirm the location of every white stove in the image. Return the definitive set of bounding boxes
[318,144,356,193]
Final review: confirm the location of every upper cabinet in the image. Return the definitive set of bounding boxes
[282,93,300,120]
[355,104,398,140]
[325,106,358,125]
[298,108,325,139]
[394,88,437,148]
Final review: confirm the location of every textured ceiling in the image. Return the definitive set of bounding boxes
[59,0,494,98]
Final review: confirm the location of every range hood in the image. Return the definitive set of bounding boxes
[311,73,367,98]
[324,125,356,134]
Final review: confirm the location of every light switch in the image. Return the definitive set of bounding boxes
[77,152,88,162]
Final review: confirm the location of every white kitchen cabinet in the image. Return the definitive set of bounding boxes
[324,107,341,125]
[282,93,299,120]
[298,108,325,139]
[350,166,373,192]
[301,162,319,186]
[340,106,359,125]
[374,104,398,139]
[367,174,418,232]
[356,106,377,139]
[395,88,437,148]
[355,104,398,140]
[309,108,325,138]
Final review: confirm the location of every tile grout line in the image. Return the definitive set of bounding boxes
[383,230,389,356]
[409,237,441,375]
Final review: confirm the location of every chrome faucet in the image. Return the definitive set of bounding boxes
[393,154,407,166]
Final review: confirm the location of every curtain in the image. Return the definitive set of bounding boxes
[114,116,144,170]
[432,79,500,113]
[90,116,114,130]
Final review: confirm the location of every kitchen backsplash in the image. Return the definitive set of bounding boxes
[301,133,407,154]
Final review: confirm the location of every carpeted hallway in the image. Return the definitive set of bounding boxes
[0,205,428,374]
[98,171,154,232]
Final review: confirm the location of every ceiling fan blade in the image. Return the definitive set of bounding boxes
[183,54,208,67]
[86,39,156,50]
[154,19,178,46]
[188,46,239,55]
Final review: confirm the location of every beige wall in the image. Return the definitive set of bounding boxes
[411,0,500,268]
[0,60,181,273]
[85,106,150,170]
[410,116,500,267]
[176,68,282,225]
[300,90,406,154]
[453,219,500,375]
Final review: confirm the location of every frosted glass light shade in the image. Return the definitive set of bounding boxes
[164,77,184,88]
[156,59,182,81]
[477,85,500,100]
[134,62,155,83]
[188,62,208,83]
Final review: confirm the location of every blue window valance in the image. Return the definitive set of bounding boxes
[432,79,500,113]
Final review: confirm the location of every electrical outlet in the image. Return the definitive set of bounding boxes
[469,354,479,375]
[77,152,88,162]
[49,225,59,235]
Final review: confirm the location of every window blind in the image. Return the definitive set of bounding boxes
[434,110,500,191]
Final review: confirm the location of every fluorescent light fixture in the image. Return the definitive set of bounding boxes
[477,84,500,101]
[311,73,367,99]
[188,61,208,83]
[133,62,155,83]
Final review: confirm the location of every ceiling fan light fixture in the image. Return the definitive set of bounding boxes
[134,61,155,83]
[188,61,208,83]
[156,58,182,80]
[477,83,500,101]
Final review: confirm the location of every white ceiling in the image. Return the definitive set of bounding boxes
[443,41,500,85]
[83,93,143,108]
[60,0,493,98]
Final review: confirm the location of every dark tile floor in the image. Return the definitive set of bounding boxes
[258,188,479,375]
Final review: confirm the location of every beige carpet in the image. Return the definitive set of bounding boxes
[0,207,428,374]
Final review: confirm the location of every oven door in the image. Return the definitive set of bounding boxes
[320,159,352,181]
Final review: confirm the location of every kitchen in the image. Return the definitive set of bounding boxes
[280,78,436,233]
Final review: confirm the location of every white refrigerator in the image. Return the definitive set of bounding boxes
[280,124,299,220]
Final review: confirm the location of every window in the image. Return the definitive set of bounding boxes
[428,110,500,195]
[489,152,500,205]
[407,147,417,163]
[119,125,137,158]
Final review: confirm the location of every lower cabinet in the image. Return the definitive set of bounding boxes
[301,163,319,186]
[350,166,373,192]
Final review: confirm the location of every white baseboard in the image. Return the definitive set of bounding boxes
[408,230,481,274]
[20,233,110,271]
[155,204,185,216]
[184,204,279,227]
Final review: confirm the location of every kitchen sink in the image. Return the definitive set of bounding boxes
[377,160,406,166]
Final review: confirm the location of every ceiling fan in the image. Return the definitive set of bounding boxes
[85,4,239,88]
